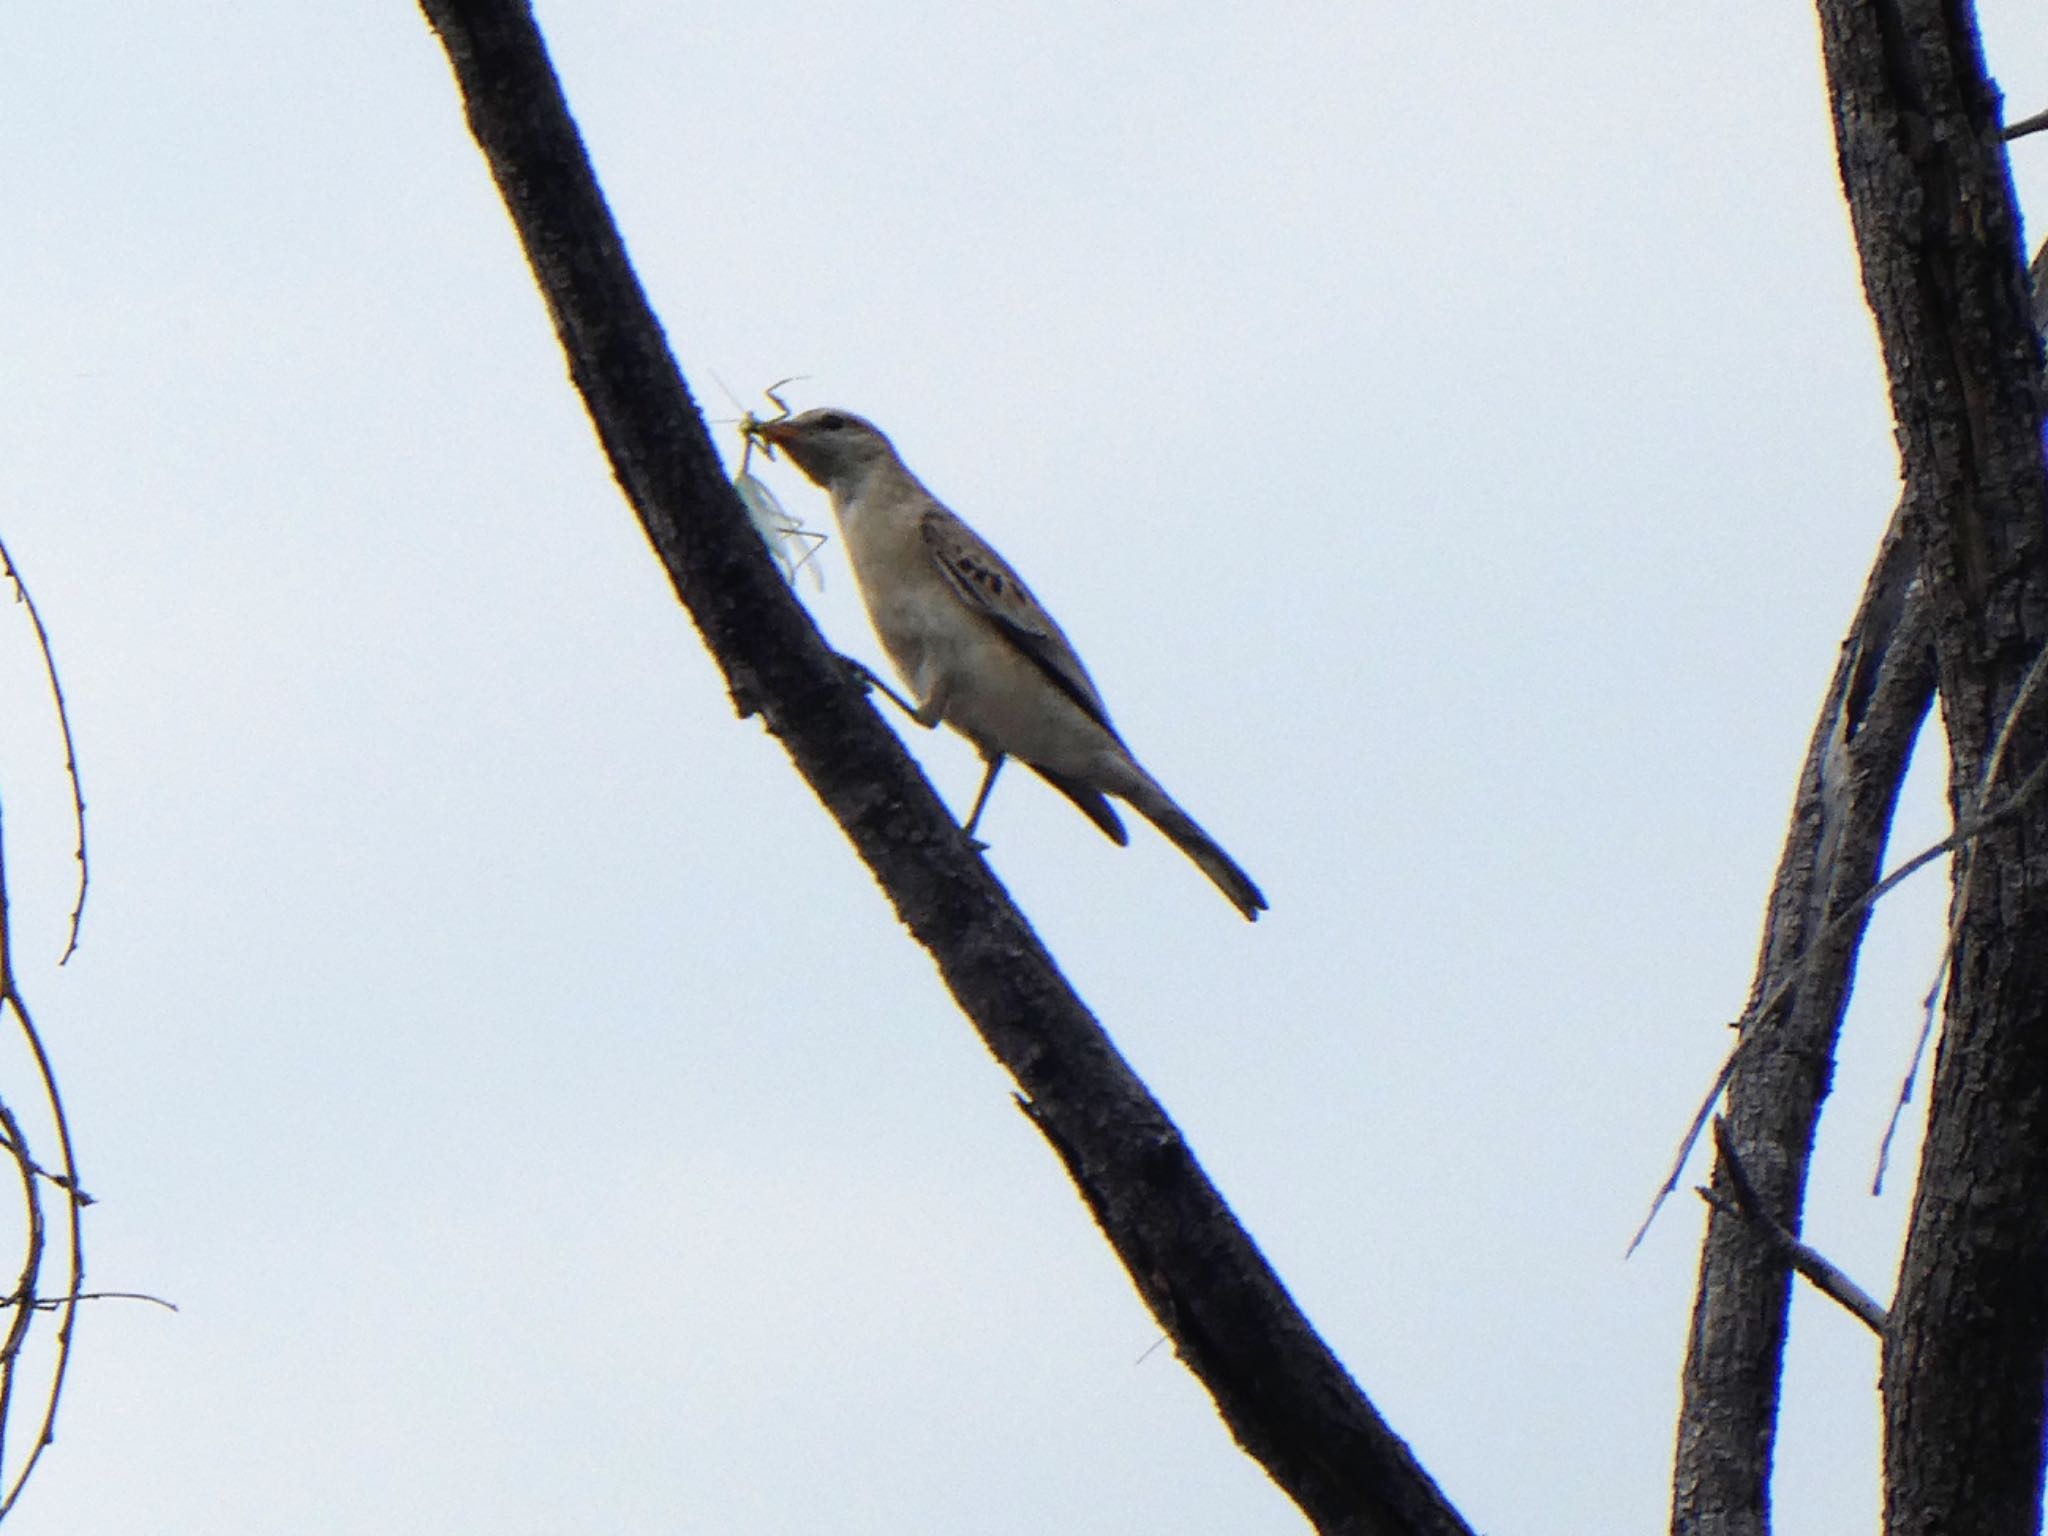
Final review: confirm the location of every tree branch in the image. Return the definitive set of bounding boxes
[1811,3,2048,1533]
[414,4,1471,1532]
[1670,502,1933,1536]
[1700,1118,1888,1336]
[2003,106,2048,142]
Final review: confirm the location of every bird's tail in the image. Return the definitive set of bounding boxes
[1124,775,1267,921]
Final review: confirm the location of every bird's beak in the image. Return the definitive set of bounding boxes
[751,420,798,460]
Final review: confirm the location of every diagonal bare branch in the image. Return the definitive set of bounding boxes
[0,537,89,964]
[1702,1118,1887,1335]
[415,4,1472,1532]
[1670,502,1933,1536]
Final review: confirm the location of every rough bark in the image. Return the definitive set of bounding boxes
[414,4,1472,1532]
[1811,3,2048,1533]
[1671,512,1933,1536]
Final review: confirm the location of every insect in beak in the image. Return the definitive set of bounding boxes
[735,376,803,459]
[726,378,825,589]
[737,415,778,460]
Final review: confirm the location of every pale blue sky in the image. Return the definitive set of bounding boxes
[0,3,2045,1532]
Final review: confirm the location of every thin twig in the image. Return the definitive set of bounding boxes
[1631,747,2048,1253]
[2,992,86,1511]
[0,537,88,963]
[1975,631,2048,797]
[2005,106,2048,142]
[0,802,86,1516]
[0,1134,91,1204]
[0,1096,43,1494]
[1870,638,2048,1194]
[1701,1120,1886,1334]
[1873,957,1946,1195]
[1,1290,175,1314]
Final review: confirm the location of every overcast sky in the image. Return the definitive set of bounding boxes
[1,3,2046,1532]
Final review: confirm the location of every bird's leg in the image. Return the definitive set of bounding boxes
[912,677,951,730]
[838,653,991,844]
[963,754,1006,844]
[838,655,934,726]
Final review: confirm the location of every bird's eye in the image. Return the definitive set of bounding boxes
[817,412,849,431]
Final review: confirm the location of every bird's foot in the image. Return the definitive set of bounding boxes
[837,654,924,721]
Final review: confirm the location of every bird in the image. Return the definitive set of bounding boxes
[753,406,1267,921]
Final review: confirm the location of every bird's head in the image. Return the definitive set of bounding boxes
[751,408,898,492]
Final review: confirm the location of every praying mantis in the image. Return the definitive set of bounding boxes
[727,377,826,589]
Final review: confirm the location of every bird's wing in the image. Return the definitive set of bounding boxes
[919,508,1122,741]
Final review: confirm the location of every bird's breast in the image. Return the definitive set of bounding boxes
[837,506,955,690]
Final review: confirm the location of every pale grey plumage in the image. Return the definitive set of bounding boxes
[756,407,1266,920]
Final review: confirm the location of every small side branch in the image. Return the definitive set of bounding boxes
[0,537,88,963]
[1645,729,2048,1245]
[1701,1119,1887,1335]
[0,803,87,1518]
[2004,106,2048,142]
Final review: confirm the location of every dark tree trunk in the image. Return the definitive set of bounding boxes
[1810,3,2048,1533]
[1672,515,1933,1536]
